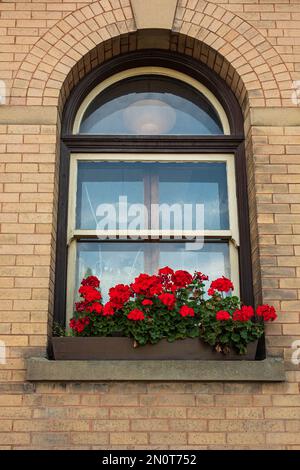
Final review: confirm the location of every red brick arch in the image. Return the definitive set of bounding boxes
[10,0,136,106]
[174,0,292,108]
[10,0,292,110]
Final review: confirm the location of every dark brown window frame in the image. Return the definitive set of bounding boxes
[55,50,254,341]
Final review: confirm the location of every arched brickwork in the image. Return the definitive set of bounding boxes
[10,0,136,106]
[10,0,293,112]
[174,0,293,108]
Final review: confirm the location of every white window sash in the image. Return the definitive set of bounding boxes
[66,153,240,323]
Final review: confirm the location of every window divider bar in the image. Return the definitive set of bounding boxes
[70,229,233,242]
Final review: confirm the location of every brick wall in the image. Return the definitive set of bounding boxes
[0,0,299,449]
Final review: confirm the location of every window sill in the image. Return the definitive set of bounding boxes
[26,357,285,382]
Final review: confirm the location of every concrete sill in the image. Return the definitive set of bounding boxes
[27,357,285,382]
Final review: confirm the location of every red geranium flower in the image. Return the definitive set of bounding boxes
[158,266,175,290]
[81,275,100,288]
[102,302,115,316]
[87,303,103,315]
[256,304,277,321]
[216,310,231,321]
[208,276,234,295]
[179,305,195,317]
[172,270,193,289]
[127,309,145,321]
[158,292,176,310]
[233,305,254,322]
[131,273,163,297]
[158,266,174,276]
[109,284,131,309]
[78,285,101,302]
[194,272,209,282]
[75,300,89,312]
[69,316,90,333]
[142,299,153,306]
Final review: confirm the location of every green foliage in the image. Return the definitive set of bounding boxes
[52,322,66,337]
[198,294,264,354]
[69,272,269,355]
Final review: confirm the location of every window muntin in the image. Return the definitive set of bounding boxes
[67,153,239,320]
[78,76,223,135]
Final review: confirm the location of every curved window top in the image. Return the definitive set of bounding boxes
[74,67,230,135]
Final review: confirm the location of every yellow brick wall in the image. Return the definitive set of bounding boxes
[0,0,299,449]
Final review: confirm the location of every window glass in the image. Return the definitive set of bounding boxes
[76,241,230,302]
[79,76,223,135]
[157,162,228,230]
[76,162,146,230]
[76,162,229,231]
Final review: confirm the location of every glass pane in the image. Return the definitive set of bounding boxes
[76,242,146,302]
[75,241,230,302]
[76,162,147,230]
[79,76,223,135]
[159,242,230,293]
[76,162,229,231]
[157,162,229,230]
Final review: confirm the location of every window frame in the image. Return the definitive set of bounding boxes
[55,50,253,330]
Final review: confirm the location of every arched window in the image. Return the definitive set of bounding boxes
[75,71,227,135]
[55,52,252,325]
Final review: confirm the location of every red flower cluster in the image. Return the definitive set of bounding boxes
[233,305,254,322]
[158,292,176,310]
[75,300,88,312]
[69,316,90,333]
[216,310,231,321]
[131,273,163,297]
[127,309,145,321]
[86,303,103,314]
[79,285,101,303]
[103,302,115,316]
[208,276,234,296]
[256,304,277,321]
[142,299,153,306]
[81,275,100,288]
[194,272,209,282]
[158,266,174,276]
[158,267,193,290]
[179,305,195,317]
[158,266,175,291]
[109,284,131,309]
[69,270,278,350]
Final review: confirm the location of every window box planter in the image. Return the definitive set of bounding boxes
[59,270,278,361]
[52,337,258,361]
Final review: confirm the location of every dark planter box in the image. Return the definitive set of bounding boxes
[52,337,258,361]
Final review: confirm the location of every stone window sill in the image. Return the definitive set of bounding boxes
[27,357,285,382]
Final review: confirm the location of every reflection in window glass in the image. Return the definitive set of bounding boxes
[79,76,223,135]
[76,162,229,231]
[76,242,230,302]
[157,163,229,230]
[76,162,146,230]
